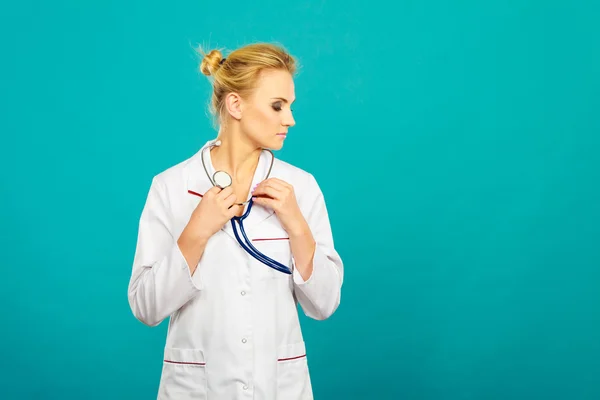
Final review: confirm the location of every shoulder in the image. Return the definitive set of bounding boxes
[273,157,320,190]
[147,149,202,192]
[152,151,200,186]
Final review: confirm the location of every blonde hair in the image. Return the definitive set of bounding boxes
[197,43,297,125]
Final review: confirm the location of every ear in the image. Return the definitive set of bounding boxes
[224,92,243,120]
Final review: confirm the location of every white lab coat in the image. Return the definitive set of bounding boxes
[128,140,344,399]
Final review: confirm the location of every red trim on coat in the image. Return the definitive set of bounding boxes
[188,190,203,197]
[252,237,290,242]
[277,354,306,362]
[164,359,206,366]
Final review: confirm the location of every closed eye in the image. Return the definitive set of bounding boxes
[271,97,295,112]
[271,103,294,112]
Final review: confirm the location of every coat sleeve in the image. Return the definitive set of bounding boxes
[292,174,344,320]
[127,176,201,327]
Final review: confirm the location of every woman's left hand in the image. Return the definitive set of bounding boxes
[251,178,308,236]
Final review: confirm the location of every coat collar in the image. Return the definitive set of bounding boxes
[185,140,277,240]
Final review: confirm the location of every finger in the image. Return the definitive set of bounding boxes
[227,204,244,218]
[254,183,283,196]
[265,180,288,193]
[257,179,292,196]
[252,196,278,211]
[252,186,280,200]
[222,192,238,208]
[204,185,223,198]
[266,178,292,190]
[253,180,284,195]
[216,186,234,200]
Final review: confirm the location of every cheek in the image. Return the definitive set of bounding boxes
[257,107,279,128]
[244,108,278,136]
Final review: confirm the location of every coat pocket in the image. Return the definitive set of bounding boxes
[159,347,207,400]
[251,236,293,280]
[276,341,313,399]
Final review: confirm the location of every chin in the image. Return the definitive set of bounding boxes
[261,139,284,151]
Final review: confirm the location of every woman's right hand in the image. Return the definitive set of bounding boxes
[177,186,242,273]
[185,186,242,241]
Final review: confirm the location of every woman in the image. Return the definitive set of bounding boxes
[127,42,344,399]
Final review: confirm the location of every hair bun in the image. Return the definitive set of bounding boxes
[200,49,224,76]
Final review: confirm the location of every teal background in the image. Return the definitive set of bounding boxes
[1,0,599,399]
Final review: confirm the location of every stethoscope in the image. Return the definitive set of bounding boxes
[201,140,292,275]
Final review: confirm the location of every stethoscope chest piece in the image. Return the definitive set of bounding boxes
[213,170,232,188]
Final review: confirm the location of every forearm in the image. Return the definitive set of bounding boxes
[128,242,202,326]
[288,220,316,281]
[293,245,343,320]
[128,176,208,327]
[287,183,344,321]
[177,228,210,276]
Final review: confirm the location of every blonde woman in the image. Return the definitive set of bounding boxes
[128,42,344,399]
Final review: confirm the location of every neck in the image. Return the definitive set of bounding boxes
[211,126,261,184]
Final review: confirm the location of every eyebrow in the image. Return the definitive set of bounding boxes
[270,97,295,103]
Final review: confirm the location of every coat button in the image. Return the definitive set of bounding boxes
[241,291,246,296]
[243,385,248,390]
[242,338,247,343]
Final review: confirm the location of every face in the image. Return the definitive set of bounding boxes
[232,69,296,150]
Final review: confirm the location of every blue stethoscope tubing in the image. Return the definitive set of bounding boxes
[202,140,292,275]
[230,199,292,275]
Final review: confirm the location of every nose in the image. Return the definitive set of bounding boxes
[283,110,295,127]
